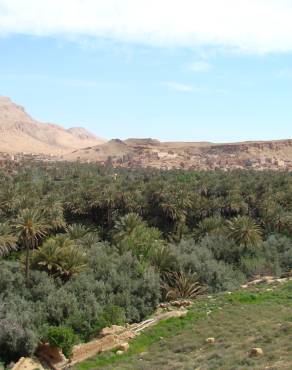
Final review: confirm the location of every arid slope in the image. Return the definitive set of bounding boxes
[0,96,105,154]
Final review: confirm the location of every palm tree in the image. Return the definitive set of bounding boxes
[121,190,144,215]
[112,213,144,243]
[99,186,119,228]
[193,216,224,241]
[14,209,47,283]
[160,189,192,241]
[30,237,62,276]
[31,236,87,280]
[78,232,100,249]
[0,222,17,257]
[270,211,292,236]
[226,216,263,248]
[58,246,87,281]
[161,271,206,301]
[66,223,90,240]
[149,245,178,275]
[44,203,67,232]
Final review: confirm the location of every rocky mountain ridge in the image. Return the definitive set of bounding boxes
[0,96,104,154]
[0,97,291,170]
[65,138,292,171]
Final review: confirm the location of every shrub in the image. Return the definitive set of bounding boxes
[0,300,40,363]
[87,244,161,322]
[175,239,246,292]
[45,326,77,358]
[200,235,242,264]
[240,256,276,278]
[101,305,126,327]
[262,235,292,272]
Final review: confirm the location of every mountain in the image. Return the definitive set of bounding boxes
[0,96,105,154]
[1,97,291,170]
[66,138,292,171]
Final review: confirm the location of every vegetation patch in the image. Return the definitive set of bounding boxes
[0,163,292,366]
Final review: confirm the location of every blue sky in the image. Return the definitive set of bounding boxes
[0,1,292,142]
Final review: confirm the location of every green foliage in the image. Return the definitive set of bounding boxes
[1,163,292,364]
[112,213,145,243]
[30,236,87,280]
[193,216,225,241]
[67,224,91,240]
[175,239,246,292]
[45,326,77,358]
[13,208,48,282]
[161,271,206,301]
[239,256,275,278]
[113,214,165,263]
[101,305,126,327]
[226,216,263,248]
[0,222,17,257]
[149,244,178,274]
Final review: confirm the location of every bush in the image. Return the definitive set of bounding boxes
[87,244,161,322]
[175,239,246,292]
[101,304,126,327]
[0,301,39,363]
[200,235,243,264]
[45,326,77,358]
[262,235,292,272]
[240,256,276,278]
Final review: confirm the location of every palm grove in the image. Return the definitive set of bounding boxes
[0,160,292,363]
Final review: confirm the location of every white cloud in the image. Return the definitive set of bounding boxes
[165,82,194,92]
[1,0,292,53]
[164,81,227,94]
[187,61,213,72]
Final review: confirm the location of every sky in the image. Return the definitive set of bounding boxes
[0,0,292,142]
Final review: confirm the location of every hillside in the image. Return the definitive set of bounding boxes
[1,97,291,170]
[76,280,292,370]
[0,96,105,155]
[67,137,292,171]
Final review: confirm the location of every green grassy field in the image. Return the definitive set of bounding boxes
[75,281,292,370]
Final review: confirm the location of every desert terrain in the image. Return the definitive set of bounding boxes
[1,97,292,171]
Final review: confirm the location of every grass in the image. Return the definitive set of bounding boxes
[74,282,292,370]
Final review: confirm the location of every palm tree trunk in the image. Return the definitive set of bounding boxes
[25,240,30,284]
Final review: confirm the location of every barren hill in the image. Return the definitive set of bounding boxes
[67,138,292,171]
[0,96,105,154]
[1,97,291,170]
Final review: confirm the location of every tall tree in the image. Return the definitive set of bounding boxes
[14,209,47,283]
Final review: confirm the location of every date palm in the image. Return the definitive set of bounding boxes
[31,236,87,280]
[160,189,192,240]
[113,213,144,243]
[67,223,91,240]
[149,245,178,275]
[161,271,206,301]
[14,209,48,282]
[43,202,67,232]
[0,222,17,257]
[58,246,87,281]
[193,216,224,241]
[226,216,263,248]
